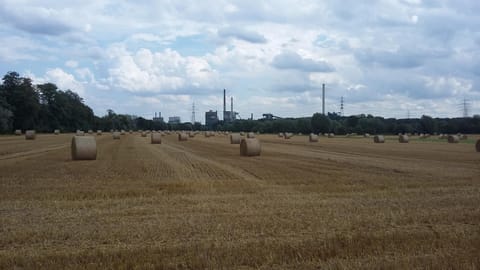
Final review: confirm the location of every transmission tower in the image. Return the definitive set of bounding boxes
[191,102,196,123]
[459,98,471,118]
[340,96,344,116]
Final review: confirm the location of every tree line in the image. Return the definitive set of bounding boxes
[1,71,479,134]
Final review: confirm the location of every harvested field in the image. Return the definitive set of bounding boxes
[1,133,480,269]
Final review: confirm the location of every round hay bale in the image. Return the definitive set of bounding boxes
[476,139,480,152]
[278,133,284,138]
[398,134,409,143]
[284,132,293,139]
[240,138,261,156]
[97,130,102,135]
[151,133,162,144]
[25,130,36,140]
[374,135,385,143]
[230,133,241,144]
[141,132,147,137]
[76,130,85,136]
[448,135,459,143]
[14,129,22,135]
[309,133,319,142]
[364,133,370,138]
[54,129,60,135]
[88,130,93,135]
[112,132,120,139]
[240,132,245,136]
[328,133,335,138]
[188,132,195,138]
[247,132,255,138]
[178,133,188,141]
[71,136,96,160]
[120,130,126,135]
[460,134,468,140]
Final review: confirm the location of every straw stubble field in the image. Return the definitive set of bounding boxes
[1,133,479,269]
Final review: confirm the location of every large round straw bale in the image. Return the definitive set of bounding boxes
[25,130,36,140]
[278,133,284,138]
[374,135,385,143]
[120,130,126,135]
[88,130,93,135]
[247,132,256,138]
[71,136,96,160]
[364,133,370,138]
[14,129,22,135]
[328,133,335,138]
[188,132,195,138]
[178,133,188,141]
[240,138,261,156]
[240,132,245,136]
[112,131,120,139]
[97,130,102,135]
[448,135,459,143]
[460,134,468,140]
[76,130,85,136]
[398,134,409,143]
[141,132,147,137]
[204,131,211,138]
[54,129,60,135]
[230,133,241,144]
[284,132,293,139]
[151,133,162,144]
[476,139,480,152]
[309,133,319,142]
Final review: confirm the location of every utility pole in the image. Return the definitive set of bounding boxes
[191,102,195,123]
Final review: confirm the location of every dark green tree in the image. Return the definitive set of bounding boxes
[311,113,330,134]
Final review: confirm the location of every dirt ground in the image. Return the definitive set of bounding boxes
[1,132,479,269]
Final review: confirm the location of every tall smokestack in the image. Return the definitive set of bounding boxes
[155,112,157,118]
[223,89,226,120]
[231,97,233,114]
[322,83,325,115]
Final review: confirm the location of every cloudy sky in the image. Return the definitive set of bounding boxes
[1,0,479,122]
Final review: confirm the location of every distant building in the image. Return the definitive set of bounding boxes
[168,116,181,124]
[153,112,164,122]
[205,110,218,128]
[223,111,236,123]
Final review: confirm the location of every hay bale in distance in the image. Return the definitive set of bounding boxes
[239,132,245,136]
[247,132,256,138]
[374,135,385,143]
[240,138,261,156]
[364,133,370,138]
[141,132,147,137]
[398,134,409,143]
[120,130,126,135]
[54,129,60,135]
[278,133,284,138]
[309,133,319,142]
[88,130,93,135]
[76,130,85,136]
[328,133,335,138]
[284,132,293,139]
[151,133,162,144]
[112,131,121,140]
[178,133,188,141]
[25,130,36,140]
[14,129,22,135]
[476,139,480,152]
[230,133,241,144]
[71,136,96,160]
[97,130,102,135]
[448,135,459,143]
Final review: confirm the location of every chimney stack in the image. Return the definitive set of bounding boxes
[223,89,226,120]
[322,83,325,115]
